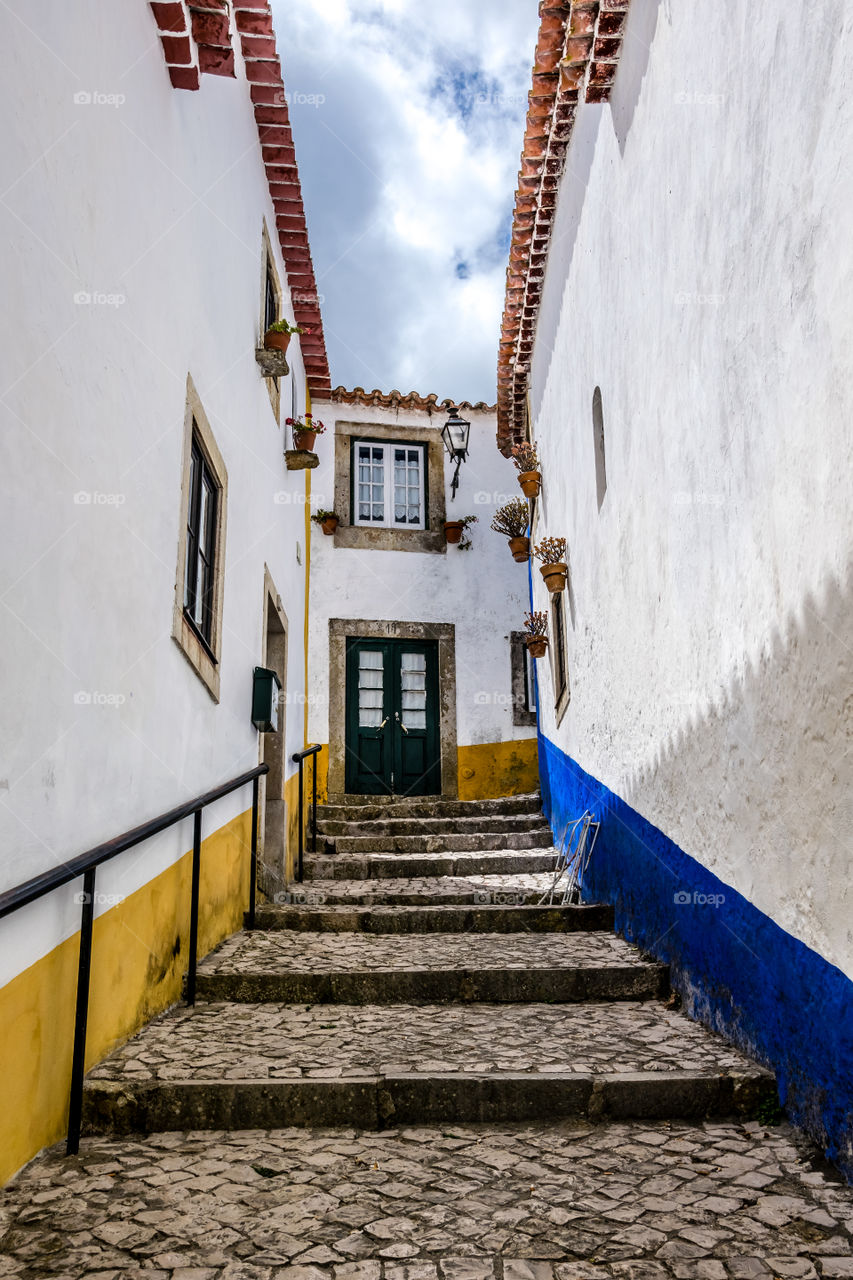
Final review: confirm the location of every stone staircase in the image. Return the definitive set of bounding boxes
[82,792,776,1137]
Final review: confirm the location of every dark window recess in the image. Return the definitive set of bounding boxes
[592,386,607,509]
[523,640,537,715]
[264,260,278,332]
[184,430,219,650]
[552,592,567,705]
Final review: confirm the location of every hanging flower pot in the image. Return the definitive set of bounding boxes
[534,536,568,594]
[540,562,567,594]
[525,635,549,659]
[518,469,542,499]
[491,498,529,562]
[444,520,464,544]
[508,536,530,563]
[523,611,549,659]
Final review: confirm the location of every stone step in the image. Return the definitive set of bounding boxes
[330,830,553,855]
[304,851,558,881]
[83,999,776,1134]
[317,813,551,838]
[246,903,615,934]
[270,873,560,905]
[194,930,668,1004]
[316,793,542,822]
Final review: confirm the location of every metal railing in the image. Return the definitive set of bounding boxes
[291,744,321,882]
[0,762,268,1156]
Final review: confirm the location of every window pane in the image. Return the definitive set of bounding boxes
[358,690,383,709]
[359,707,382,728]
[402,709,427,729]
[400,652,425,671]
[359,650,383,669]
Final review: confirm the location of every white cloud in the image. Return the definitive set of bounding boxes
[272,0,539,403]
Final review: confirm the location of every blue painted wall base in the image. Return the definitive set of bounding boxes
[538,733,853,1182]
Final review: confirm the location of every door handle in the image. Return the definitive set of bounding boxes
[377,716,389,730]
[395,712,408,734]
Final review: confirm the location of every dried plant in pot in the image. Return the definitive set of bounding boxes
[511,441,541,499]
[524,610,549,659]
[311,508,340,535]
[444,514,478,548]
[534,536,568,594]
[490,498,530,562]
[287,412,326,453]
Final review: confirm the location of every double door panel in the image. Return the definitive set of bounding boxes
[345,638,440,796]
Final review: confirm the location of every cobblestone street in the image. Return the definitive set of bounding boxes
[2,1121,852,1278]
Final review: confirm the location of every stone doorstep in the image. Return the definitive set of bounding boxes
[315,793,542,822]
[244,905,616,934]
[81,1068,777,1136]
[193,963,669,1005]
[304,853,559,881]
[317,813,553,837]
[331,832,554,854]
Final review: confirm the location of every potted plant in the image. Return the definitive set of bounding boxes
[312,508,340,535]
[534,536,568,594]
[286,412,326,452]
[444,514,478,548]
[524,611,549,659]
[511,441,542,499]
[490,498,530,562]
[264,317,305,355]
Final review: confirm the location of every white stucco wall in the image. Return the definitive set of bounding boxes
[529,0,853,976]
[0,2,312,982]
[307,402,536,752]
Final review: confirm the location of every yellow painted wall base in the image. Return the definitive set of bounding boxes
[457,738,539,801]
[0,807,251,1186]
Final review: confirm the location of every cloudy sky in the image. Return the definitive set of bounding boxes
[272,0,539,405]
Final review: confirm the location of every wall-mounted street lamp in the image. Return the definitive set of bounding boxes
[441,407,471,501]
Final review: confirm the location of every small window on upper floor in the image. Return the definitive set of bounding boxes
[184,433,219,650]
[353,440,427,530]
[260,227,283,421]
[592,386,607,510]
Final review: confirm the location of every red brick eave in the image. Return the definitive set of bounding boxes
[149,1,333,398]
[315,387,496,414]
[496,0,634,453]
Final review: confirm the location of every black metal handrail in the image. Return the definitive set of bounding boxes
[0,762,268,1156]
[292,744,321,882]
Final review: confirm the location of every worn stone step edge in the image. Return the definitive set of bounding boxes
[316,794,542,821]
[332,832,553,854]
[82,1068,777,1135]
[246,904,615,934]
[304,853,558,881]
[194,964,669,1005]
[317,814,552,838]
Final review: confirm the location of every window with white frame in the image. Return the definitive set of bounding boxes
[353,441,426,529]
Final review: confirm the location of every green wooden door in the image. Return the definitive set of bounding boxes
[345,638,440,796]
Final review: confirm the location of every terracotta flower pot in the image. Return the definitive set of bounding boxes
[320,516,338,535]
[293,429,317,452]
[508,535,530,563]
[264,328,292,354]
[444,521,464,544]
[540,561,567,594]
[518,470,541,499]
[526,636,548,659]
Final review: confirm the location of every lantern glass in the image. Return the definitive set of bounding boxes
[441,411,471,459]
